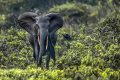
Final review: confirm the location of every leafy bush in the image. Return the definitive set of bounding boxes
[0,28,34,69]
[0,66,119,80]
[99,11,120,45]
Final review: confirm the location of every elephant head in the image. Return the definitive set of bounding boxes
[18,12,63,67]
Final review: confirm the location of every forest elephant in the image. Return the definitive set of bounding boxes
[18,12,63,68]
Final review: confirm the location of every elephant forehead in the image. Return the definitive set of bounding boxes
[36,16,49,22]
[35,18,49,28]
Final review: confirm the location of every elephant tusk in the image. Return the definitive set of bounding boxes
[38,35,41,46]
[46,36,48,50]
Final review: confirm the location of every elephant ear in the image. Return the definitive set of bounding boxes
[18,12,38,34]
[46,13,63,34]
[45,13,63,60]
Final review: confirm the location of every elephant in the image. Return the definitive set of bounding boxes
[18,12,63,68]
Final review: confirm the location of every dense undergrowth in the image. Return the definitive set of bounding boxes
[0,2,120,80]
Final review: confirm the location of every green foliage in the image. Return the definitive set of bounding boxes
[0,28,34,69]
[49,2,86,15]
[1,25,119,79]
[49,2,108,25]
[0,0,23,13]
[98,11,120,50]
[49,2,92,21]
[0,67,119,80]
[0,14,5,23]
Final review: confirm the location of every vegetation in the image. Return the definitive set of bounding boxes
[0,0,120,80]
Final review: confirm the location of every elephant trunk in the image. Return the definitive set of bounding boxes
[37,28,49,66]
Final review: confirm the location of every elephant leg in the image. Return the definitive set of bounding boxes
[37,49,44,67]
[50,33,57,46]
[46,53,50,69]
[48,35,56,65]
